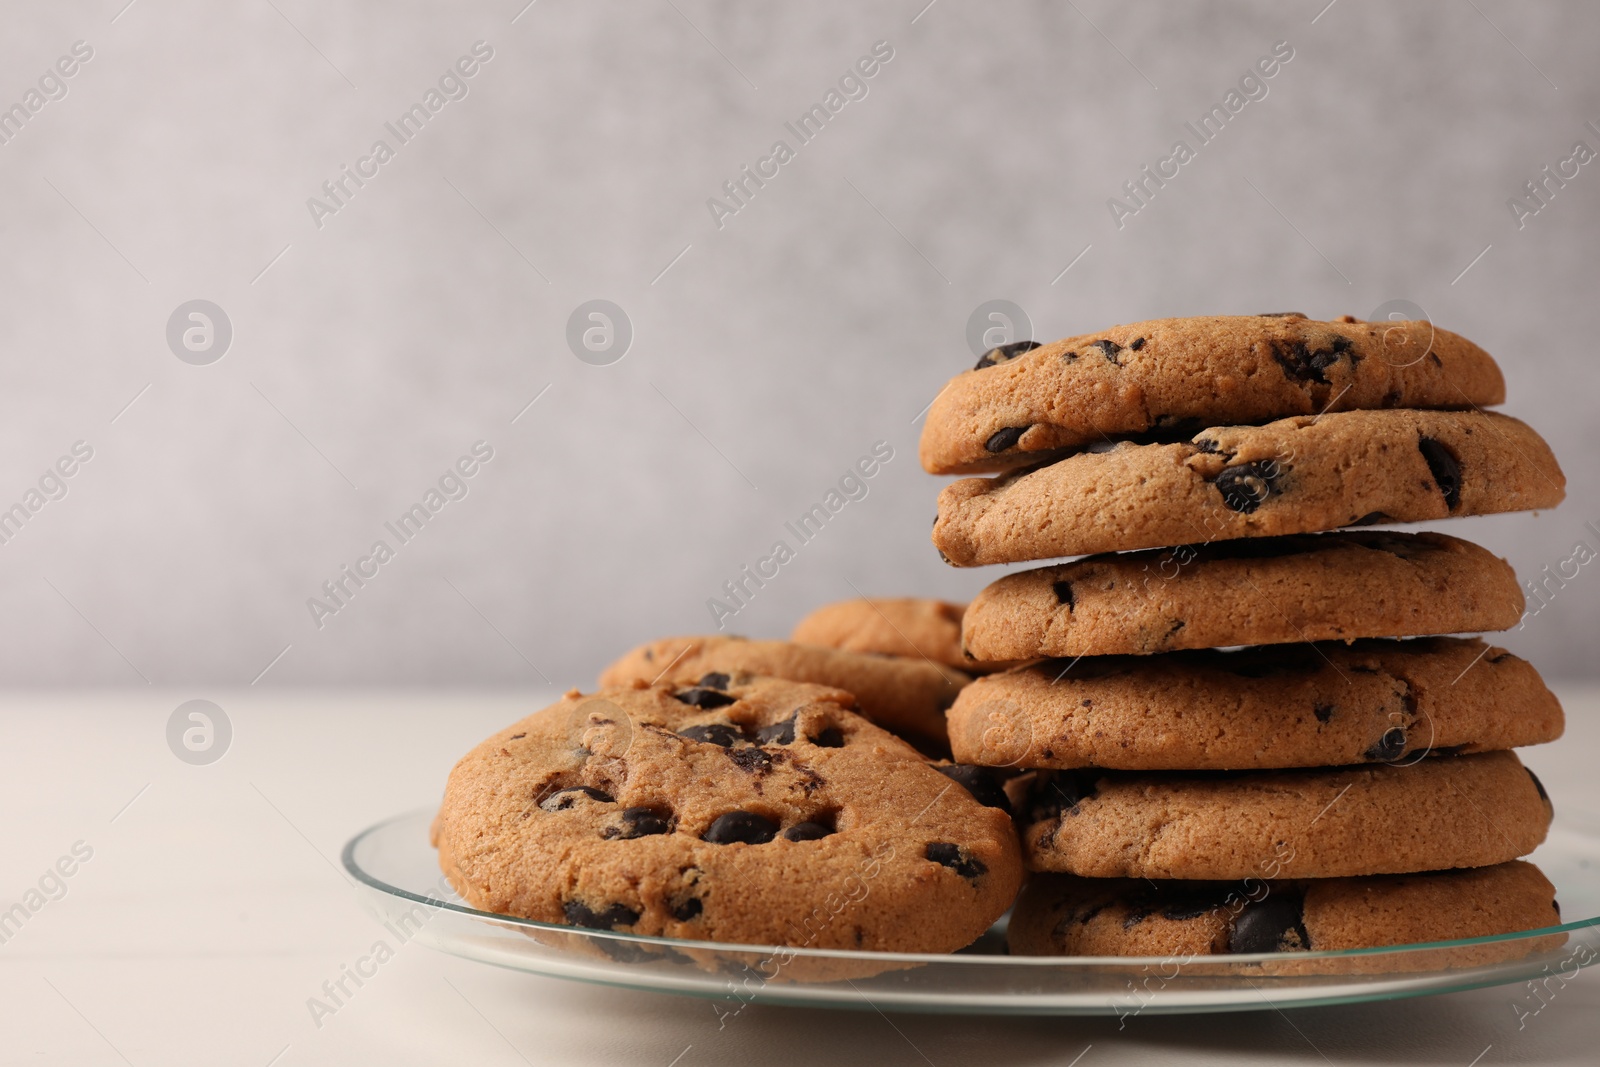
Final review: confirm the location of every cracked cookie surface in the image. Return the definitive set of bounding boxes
[920,313,1505,475]
[433,676,1022,953]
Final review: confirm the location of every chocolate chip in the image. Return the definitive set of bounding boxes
[508,732,526,740]
[935,764,1011,811]
[1313,703,1334,724]
[1527,768,1550,803]
[617,806,672,838]
[985,426,1028,453]
[1129,337,1146,351]
[1349,511,1391,526]
[727,746,773,773]
[756,714,796,745]
[808,726,845,748]
[783,821,833,842]
[1272,336,1353,384]
[541,786,614,811]
[675,687,737,710]
[1417,437,1462,511]
[1366,727,1407,761]
[973,340,1041,371]
[1052,580,1075,609]
[702,811,778,845]
[671,897,702,921]
[678,723,742,747]
[563,900,640,930]
[1214,461,1280,513]
[925,842,987,880]
[1229,894,1309,953]
[1091,339,1123,365]
[1258,312,1307,318]
[697,672,731,691]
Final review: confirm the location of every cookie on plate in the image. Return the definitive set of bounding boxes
[599,635,970,750]
[960,531,1523,660]
[920,313,1506,475]
[1007,862,1561,956]
[947,637,1562,770]
[432,676,1022,954]
[932,409,1564,564]
[1021,750,1551,879]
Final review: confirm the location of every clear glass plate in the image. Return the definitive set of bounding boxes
[342,809,1600,1016]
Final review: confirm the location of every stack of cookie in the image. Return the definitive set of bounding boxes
[922,313,1569,958]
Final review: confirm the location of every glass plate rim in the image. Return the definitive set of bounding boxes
[344,808,1600,966]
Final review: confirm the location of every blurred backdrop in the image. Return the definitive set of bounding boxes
[0,0,1595,687]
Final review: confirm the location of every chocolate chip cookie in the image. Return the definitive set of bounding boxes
[599,635,970,751]
[921,313,1506,475]
[932,409,1564,565]
[791,598,969,668]
[1008,862,1561,956]
[432,676,1022,954]
[960,531,1523,661]
[1021,750,1552,879]
[948,637,1562,770]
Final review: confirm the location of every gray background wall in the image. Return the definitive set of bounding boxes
[0,0,1595,687]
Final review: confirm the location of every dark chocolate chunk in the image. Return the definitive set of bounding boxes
[697,672,732,691]
[727,746,773,773]
[678,723,742,748]
[1527,768,1550,803]
[1052,580,1075,609]
[508,732,526,740]
[1313,703,1334,724]
[671,897,702,921]
[1258,312,1307,318]
[1366,727,1407,761]
[1271,336,1353,384]
[1214,461,1281,513]
[935,764,1011,811]
[985,426,1028,453]
[563,899,640,930]
[674,687,737,710]
[616,806,672,838]
[1417,437,1462,511]
[1228,894,1309,953]
[808,726,845,748]
[756,714,797,746]
[1349,511,1392,526]
[783,821,833,842]
[702,811,778,845]
[925,842,987,880]
[1091,339,1124,365]
[541,786,614,811]
[973,339,1041,371]
[1129,337,1146,351]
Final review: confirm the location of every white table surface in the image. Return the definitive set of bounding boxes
[3,686,1599,1066]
